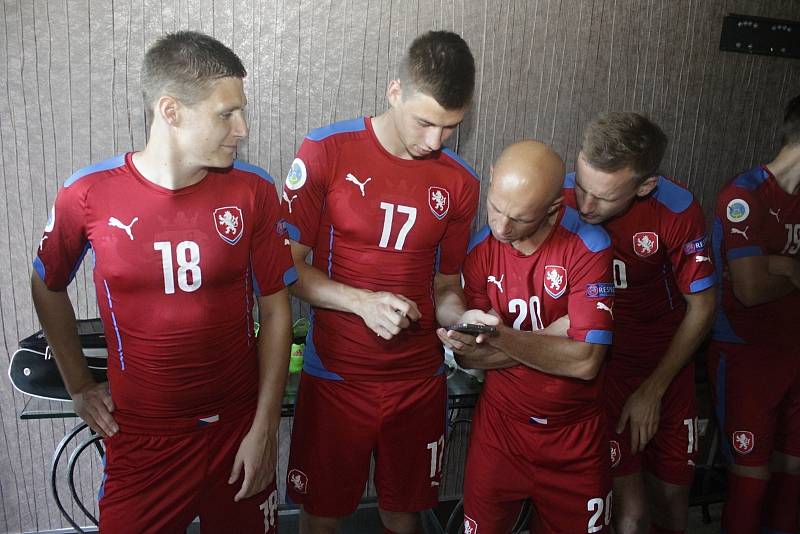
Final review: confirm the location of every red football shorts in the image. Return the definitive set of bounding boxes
[286,371,447,517]
[708,341,800,466]
[99,410,278,533]
[463,399,612,534]
[605,362,698,485]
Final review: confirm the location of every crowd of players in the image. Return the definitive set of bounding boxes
[29,27,799,534]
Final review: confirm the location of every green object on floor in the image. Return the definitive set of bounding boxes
[289,343,304,373]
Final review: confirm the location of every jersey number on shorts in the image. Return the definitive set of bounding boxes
[683,417,699,454]
[587,490,612,533]
[509,297,544,331]
[259,488,278,530]
[782,224,800,254]
[379,202,417,250]
[612,259,628,289]
[426,434,445,479]
[154,241,202,294]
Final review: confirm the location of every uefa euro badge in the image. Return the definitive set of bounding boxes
[610,440,622,468]
[214,206,244,245]
[544,265,567,299]
[428,186,450,220]
[726,198,750,223]
[732,430,754,455]
[285,158,307,191]
[633,231,659,258]
[287,469,308,494]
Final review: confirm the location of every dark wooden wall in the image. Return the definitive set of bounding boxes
[1,1,799,531]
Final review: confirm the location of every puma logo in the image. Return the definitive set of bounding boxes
[345,173,372,197]
[487,274,504,293]
[695,255,711,263]
[769,208,781,222]
[283,191,298,214]
[108,216,139,240]
[596,302,613,318]
[730,226,749,240]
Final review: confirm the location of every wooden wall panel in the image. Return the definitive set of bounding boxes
[1,0,798,531]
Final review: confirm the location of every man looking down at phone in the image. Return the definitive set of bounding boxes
[438,140,615,533]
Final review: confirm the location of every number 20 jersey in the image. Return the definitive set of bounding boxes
[34,153,297,424]
[283,117,480,381]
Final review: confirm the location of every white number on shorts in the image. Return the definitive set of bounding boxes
[154,241,202,294]
[587,490,612,533]
[612,259,628,289]
[508,296,543,331]
[427,434,445,479]
[782,224,800,254]
[683,417,699,454]
[378,202,417,250]
[259,488,278,530]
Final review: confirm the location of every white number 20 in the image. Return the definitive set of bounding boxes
[587,491,612,533]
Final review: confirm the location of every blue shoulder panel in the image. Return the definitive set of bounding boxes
[441,148,480,181]
[306,117,367,142]
[651,176,693,214]
[559,207,611,253]
[563,172,576,189]
[467,225,492,254]
[233,160,274,183]
[64,154,126,188]
[732,166,768,191]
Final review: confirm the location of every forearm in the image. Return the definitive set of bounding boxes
[434,273,467,327]
[30,273,95,394]
[455,349,517,370]
[488,325,605,379]
[768,255,800,289]
[251,290,292,436]
[289,256,371,314]
[731,255,796,306]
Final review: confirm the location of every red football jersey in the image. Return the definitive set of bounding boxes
[564,174,715,373]
[712,165,800,349]
[283,117,480,381]
[34,153,296,423]
[463,206,614,425]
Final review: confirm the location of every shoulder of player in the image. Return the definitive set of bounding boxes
[438,148,481,183]
[61,153,128,192]
[303,117,368,145]
[558,206,612,254]
[717,166,768,202]
[647,175,698,214]
[467,224,492,254]
[230,160,276,186]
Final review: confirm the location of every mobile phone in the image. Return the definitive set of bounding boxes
[447,323,497,335]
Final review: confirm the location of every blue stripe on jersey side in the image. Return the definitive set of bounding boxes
[64,154,126,188]
[585,330,613,345]
[67,243,91,284]
[651,176,693,214]
[732,166,768,191]
[97,455,108,501]
[327,225,334,278]
[33,256,46,280]
[711,217,745,344]
[467,225,491,254]
[306,117,367,142]
[715,352,733,464]
[689,275,715,293]
[285,222,301,242]
[563,172,576,189]
[283,265,299,286]
[102,280,125,371]
[441,148,480,181]
[434,243,442,273]
[727,245,763,261]
[233,160,275,184]
[559,207,611,253]
[302,317,343,380]
[252,270,262,297]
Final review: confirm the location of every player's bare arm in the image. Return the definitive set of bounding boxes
[729,255,797,306]
[617,287,715,454]
[30,273,118,437]
[288,241,421,340]
[230,288,292,502]
[487,325,607,380]
[768,255,800,290]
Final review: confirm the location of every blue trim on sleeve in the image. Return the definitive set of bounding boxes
[467,225,492,254]
[302,317,343,380]
[285,222,301,242]
[563,172,576,189]
[64,154,126,187]
[732,166,768,191]
[441,148,480,181]
[67,243,91,283]
[711,217,745,344]
[283,265,299,286]
[306,118,367,141]
[559,207,611,253]
[233,160,275,184]
[727,246,763,261]
[651,176,693,214]
[33,257,46,280]
[585,330,613,345]
[689,275,715,293]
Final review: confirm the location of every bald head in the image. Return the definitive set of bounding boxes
[486,141,566,247]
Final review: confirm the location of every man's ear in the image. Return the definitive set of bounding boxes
[386,79,402,108]
[489,164,494,184]
[547,195,564,215]
[158,95,180,126]
[636,175,659,197]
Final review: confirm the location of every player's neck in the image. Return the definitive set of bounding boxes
[134,142,208,190]
[371,111,414,160]
[766,145,800,195]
